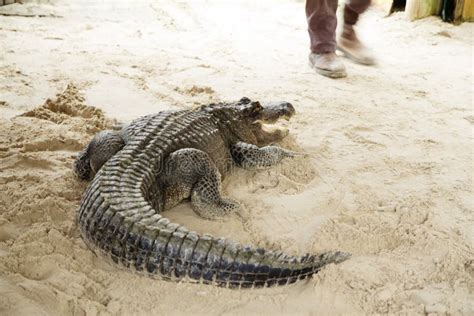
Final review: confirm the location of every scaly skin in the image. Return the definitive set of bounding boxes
[75,98,350,288]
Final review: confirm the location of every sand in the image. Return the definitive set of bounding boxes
[0,0,473,315]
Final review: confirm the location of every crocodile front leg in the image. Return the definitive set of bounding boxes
[230,142,298,169]
[164,148,240,219]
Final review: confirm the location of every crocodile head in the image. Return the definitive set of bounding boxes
[203,97,296,145]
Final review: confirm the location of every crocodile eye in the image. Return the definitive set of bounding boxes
[242,101,261,116]
[239,97,251,104]
[251,101,263,113]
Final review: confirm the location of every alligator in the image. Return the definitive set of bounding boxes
[74,97,349,288]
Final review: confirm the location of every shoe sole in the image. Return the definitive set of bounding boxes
[308,61,347,78]
[337,46,375,66]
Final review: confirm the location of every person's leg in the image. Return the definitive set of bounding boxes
[306,0,338,53]
[344,0,371,28]
[338,0,375,65]
[306,0,347,78]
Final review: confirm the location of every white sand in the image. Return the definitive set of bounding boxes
[0,0,473,315]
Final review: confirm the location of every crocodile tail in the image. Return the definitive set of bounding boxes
[78,175,350,288]
[161,235,351,288]
[123,225,350,288]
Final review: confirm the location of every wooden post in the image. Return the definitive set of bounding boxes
[454,0,474,23]
[406,0,443,20]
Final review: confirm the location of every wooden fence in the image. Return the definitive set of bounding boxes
[1,0,15,6]
[391,0,474,23]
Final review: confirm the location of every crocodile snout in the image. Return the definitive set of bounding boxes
[260,101,296,123]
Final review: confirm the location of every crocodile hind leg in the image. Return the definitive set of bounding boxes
[74,130,125,180]
[230,141,298,169]
[165,148,241,219]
